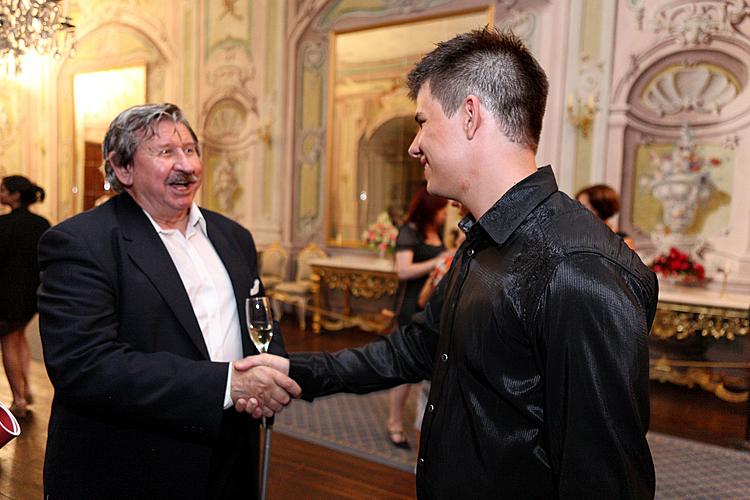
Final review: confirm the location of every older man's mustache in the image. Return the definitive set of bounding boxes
[167,173,199,185]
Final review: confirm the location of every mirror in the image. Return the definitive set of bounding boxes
[326,9,492,246]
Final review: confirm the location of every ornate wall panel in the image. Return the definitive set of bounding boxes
[607,0,750,293]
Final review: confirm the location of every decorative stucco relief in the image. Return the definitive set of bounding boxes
[294,39,326,234]
[315,0,446,31]
[201,97,253,216]
[575,55,605,97]
[499,10,536,41]
[211,154,240,214]
[205,0,253,57]
[723,134,740,148]
[652,0,750,45]
[629,0,646,30]
[642,63,740,116]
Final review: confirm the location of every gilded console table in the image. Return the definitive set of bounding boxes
[650,283,750,403]
[309,256,399,334]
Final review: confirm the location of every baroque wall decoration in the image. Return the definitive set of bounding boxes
[565,55,604,140]
[624,49,747,127]
[652,0,750,45]
[628,0,646,30]
[642,63,740,116]
[210,154,240,214]
[632,133,733,252]
[204,0,253,57]
[498,9,536,41]
[637,124,731,252]
[315,0,446,31]
[294,39,326,235]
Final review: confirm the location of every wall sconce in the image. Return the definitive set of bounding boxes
[566,94,598,138]
[256,120,272,147]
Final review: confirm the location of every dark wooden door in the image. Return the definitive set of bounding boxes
[84,141,105,211]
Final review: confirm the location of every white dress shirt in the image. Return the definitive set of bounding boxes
[144,203,242,408]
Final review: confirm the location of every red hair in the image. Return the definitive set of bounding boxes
[404,187,448,238]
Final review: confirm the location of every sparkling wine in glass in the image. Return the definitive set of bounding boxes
[244,295,275,500]
[245,296,274,353]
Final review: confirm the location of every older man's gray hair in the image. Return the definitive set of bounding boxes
[102,103,200,193]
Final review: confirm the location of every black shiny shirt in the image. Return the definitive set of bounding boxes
[290,166,658,499]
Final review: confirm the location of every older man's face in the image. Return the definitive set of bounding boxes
[125,120,202,225]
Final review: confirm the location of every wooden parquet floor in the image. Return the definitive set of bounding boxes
[0,317,747,499]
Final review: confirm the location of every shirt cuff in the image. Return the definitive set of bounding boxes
[223,362,233,409]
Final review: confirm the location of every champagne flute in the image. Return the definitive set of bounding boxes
[245,296,274,500]
[246,296,274,353]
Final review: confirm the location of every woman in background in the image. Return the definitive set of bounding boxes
[0,175,50,418]
[387,188,449,448]
[576,184,635,249]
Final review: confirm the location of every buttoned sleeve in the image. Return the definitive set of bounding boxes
[533,253,655,499]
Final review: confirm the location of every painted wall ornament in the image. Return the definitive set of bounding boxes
[641,124,722,252]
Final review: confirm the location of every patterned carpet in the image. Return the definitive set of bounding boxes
[275,390,750,498]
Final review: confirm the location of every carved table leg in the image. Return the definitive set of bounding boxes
[311,271,322,335]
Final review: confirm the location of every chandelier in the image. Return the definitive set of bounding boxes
[0,0,76,74]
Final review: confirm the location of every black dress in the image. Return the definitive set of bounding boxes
[395,223,445,326]
[0,207,51,335]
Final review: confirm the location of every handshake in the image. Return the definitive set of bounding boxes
[229,354,300,419]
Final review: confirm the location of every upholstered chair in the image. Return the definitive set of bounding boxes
[271,243,327,330]
[259,242,288,292]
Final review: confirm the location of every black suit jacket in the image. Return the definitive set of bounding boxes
[38,193,284,498]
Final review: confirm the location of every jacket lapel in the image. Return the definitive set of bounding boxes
[205,218,256,357]
[114,194,211,359]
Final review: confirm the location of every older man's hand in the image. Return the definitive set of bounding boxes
[230,359,300,419]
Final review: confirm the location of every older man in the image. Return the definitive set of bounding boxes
[38,103,300,498]
[240,28,657,499]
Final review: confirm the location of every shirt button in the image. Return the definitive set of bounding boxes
[427,404,435,413]
[467,248,475,257]
[418,458,425,466]
[441,353,448,362]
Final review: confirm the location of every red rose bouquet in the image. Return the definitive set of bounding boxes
[651,247,706,284]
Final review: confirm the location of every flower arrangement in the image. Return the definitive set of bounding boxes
[639,124,721,239]
[651,247,706,285]
[362,212,398,255]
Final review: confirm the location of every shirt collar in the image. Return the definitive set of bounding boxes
[458,165,559,247]
[142,202,207,237]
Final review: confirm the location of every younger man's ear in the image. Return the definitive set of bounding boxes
[463,95,481,140]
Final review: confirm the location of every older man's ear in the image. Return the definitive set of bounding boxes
[109,153,133,188]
